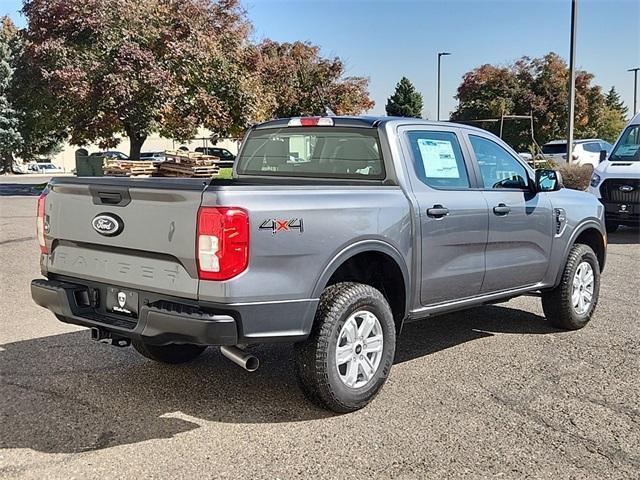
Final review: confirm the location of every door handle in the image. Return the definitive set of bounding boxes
[493,203,511,215]
[427,205,450,218]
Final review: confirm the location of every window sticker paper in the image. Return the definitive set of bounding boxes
[417,139,460,178]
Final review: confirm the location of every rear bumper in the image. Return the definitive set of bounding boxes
[31,277,318,345]
[31,278,238,346]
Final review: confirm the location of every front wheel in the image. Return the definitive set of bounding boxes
[132,341,206,364]
[294,282,396,413]
[541,243,600,330]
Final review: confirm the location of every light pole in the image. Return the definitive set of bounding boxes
[629,67,639,115]
[566,0,578,162]
[437,52,451,121]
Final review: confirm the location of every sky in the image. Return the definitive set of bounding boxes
[2,0,639,119]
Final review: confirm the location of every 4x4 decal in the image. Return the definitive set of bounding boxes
[259,218,304,235]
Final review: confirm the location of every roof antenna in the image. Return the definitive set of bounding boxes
[323,104,336,116]
[313,85,335,116]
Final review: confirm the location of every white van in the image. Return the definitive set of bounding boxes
[588,113,640,232]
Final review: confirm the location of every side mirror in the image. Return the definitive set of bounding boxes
[599,150,607,163]
[535,169,562,192]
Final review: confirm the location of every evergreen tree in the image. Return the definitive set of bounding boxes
[0,17,21,172]
[385,77,423,118]
[605,86,628,117]
[0,16,64,172]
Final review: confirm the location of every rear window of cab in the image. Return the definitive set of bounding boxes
[236,127,385,179]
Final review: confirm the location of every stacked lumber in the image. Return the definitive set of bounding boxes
[158,154,219,177]
[165,150,234,169]
[158,162,219,177]
[103,159,157,177]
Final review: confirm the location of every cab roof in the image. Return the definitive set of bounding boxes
[252,116,493,135]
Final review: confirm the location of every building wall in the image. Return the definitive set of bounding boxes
[50,129,240,172]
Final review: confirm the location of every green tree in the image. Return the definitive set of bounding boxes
[256,40,374,117]
[0,16,63,172]
[605,86,628,117]
[385,77,423,118]
[595,106,627,143]
[0,17,21,171]
[23,0,268,159]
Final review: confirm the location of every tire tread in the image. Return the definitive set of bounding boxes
[541,243,599,330]
[294,282,395,413]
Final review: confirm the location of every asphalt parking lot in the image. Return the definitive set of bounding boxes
[1,176,639,479]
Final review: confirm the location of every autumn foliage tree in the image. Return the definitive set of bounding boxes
[452,53,628,148]
[255,40,374,118]
[22,0,268,159]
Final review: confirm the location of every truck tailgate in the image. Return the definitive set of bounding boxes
[44,178,205,299]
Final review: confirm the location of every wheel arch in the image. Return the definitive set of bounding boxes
[311,240,411,332]
[555,220,607,286]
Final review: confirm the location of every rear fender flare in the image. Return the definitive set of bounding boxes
[311,239,411,319]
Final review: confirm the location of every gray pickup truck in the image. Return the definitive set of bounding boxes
[32,116,607,412]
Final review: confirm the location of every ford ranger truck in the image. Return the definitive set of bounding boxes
[31,116,607,412]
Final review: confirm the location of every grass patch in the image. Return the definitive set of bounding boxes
[214,168,233,180]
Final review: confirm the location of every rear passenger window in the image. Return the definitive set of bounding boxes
[407,131,470,189]
[583,142,601,153]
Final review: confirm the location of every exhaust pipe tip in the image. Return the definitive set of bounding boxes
[244,355,259,372]
[220,345,259,372]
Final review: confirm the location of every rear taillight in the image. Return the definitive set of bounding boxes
[196,207,249,281]
[36,192,48,254]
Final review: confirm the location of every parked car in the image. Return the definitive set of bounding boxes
[541,139,613,168]
[89,151,129,160]
[12,161,30,174]
[194,146,236,161]
[588,112,640,232]
[139,151,166,162]
[31,116,607,412]
[28,162,65,174]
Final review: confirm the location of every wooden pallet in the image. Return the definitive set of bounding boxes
[103,160,158,177]
[158,162,219,177]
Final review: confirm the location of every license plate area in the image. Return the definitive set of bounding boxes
[105,287,139,318]
[615,203,635,215]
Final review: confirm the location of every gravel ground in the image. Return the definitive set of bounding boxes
[1,176,639,479]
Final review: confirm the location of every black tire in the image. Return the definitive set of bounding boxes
[541,243,600,330]
[294,282,396,413]
[132,341,206,364]
[605,221,619,234]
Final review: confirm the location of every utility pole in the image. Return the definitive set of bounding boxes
[437,52,451,121]
[567,0,578,162]
[629,67,640,115]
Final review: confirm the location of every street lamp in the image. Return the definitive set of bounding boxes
[566,0,578,163]
[629,67,639,115]
[437,52,451,121]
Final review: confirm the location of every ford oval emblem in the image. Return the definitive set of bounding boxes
[92,213,123,236]
[619,185,634,192]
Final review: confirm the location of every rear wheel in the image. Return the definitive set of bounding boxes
[294,282,396,413]
[541,244,600,330]
[132,341,206,364]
